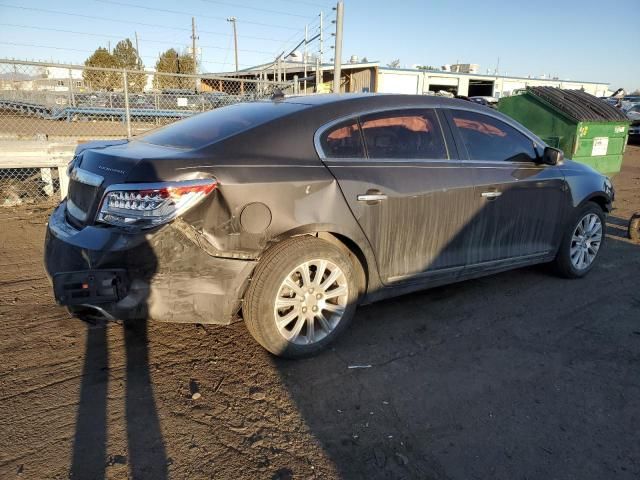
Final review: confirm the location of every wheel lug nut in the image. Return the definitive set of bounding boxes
[302,307,307,313]
[316,293,322,299]
[312,306,318,312]
[308,288,314,293]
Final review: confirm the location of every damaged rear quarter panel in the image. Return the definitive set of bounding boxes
[164,114,382,292]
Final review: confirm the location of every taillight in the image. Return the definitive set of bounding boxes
[97,178,217,229]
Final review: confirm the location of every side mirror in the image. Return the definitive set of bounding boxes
[541,146,564,166]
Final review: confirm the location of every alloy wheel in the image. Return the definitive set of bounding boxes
[274,259,349,345]
[570,213,603,270]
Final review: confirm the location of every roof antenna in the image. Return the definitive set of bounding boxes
[271,87,285,100]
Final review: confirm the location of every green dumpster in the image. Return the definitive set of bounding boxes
[498,87,629,175]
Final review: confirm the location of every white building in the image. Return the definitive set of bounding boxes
[377,67,610,98]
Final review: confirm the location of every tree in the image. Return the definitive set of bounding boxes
[416,65,438,71]
[83,47,117,91]
[387,59,401,68]
[361,56,368,63]
[113,38,146,93]
[154,49,196,90]
[630,89,640,96]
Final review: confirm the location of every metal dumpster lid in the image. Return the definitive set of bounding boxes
[526,87,628,122]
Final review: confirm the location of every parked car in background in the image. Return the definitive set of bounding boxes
[623,95,640,104]
[74,94,109,108]
[202,91,234,109]
[623,103,640,140]
[44,94,614,358]
[469,96,498,108]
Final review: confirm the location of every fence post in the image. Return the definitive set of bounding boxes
[67,69,73,107]
[293,75,299,94]
[123,69,132,139]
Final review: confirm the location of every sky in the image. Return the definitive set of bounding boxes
[0,0,638,91]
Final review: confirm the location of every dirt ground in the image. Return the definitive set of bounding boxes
[1,146,639,480]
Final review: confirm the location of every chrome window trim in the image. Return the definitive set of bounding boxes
[70,167,104,187]
[314,106,451,162]
[313,103,545,162]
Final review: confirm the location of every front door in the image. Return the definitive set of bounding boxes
[319,108,477,285]
[445,108,568,267]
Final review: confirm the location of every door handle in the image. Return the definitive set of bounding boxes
[481,191,502,200]
[357,193,388,202]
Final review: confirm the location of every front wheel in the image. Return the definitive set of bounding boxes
[553,203,605,278]
[243,236,359,358]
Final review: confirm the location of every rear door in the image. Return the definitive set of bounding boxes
[318,108,477,285]
[444,108,568,268]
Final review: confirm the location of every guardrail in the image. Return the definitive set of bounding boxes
[0,141,75,206]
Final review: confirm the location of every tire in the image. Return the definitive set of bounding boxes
[553,202,606,278]
[629,214,640,241]
[243,235,359,358]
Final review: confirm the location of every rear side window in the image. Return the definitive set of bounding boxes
[360,109,447,159]
[320,120,364,158]
[139,101,305,149]
[450,109,537,162]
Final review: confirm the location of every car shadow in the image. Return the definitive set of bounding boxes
[273,233,640,479]
[607,215,632,239]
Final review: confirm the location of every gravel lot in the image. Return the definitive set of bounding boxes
[1,146,639,480]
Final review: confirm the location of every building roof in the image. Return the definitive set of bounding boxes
[377,67,608,85]
[205,61,380,77]
[206,62,608,87]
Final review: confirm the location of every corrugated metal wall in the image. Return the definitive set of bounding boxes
[342,68,375,93]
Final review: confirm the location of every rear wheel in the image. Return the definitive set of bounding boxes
[243,236,359,358]
[553,203,605,278]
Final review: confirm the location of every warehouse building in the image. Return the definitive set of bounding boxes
[209,60,610,98]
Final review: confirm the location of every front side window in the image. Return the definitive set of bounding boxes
[450,109,537,162]
[320,120,364,158]
[360,109,447,159]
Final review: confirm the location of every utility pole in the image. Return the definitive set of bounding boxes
[332,1,344,94]
[227,17,239,72]
[134,31,141,67]
[303,24,308,93]
[318,11,324,92]
[319,11,323,65]
[192,17,199,91]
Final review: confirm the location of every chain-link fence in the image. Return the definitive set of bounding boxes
[0,59,296,206]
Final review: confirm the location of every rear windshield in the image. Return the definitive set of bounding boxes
[137,101,305,149]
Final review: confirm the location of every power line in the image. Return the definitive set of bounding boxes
[0,23,277,55]
[0,41,248,66]
[0,3,287,43]
[0,4,196,34]
[276,0,329,7]
[197,0,314,19]
[94,0,300,31]
[0,23,128,40]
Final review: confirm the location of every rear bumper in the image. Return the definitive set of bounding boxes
[44,202,256,324]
